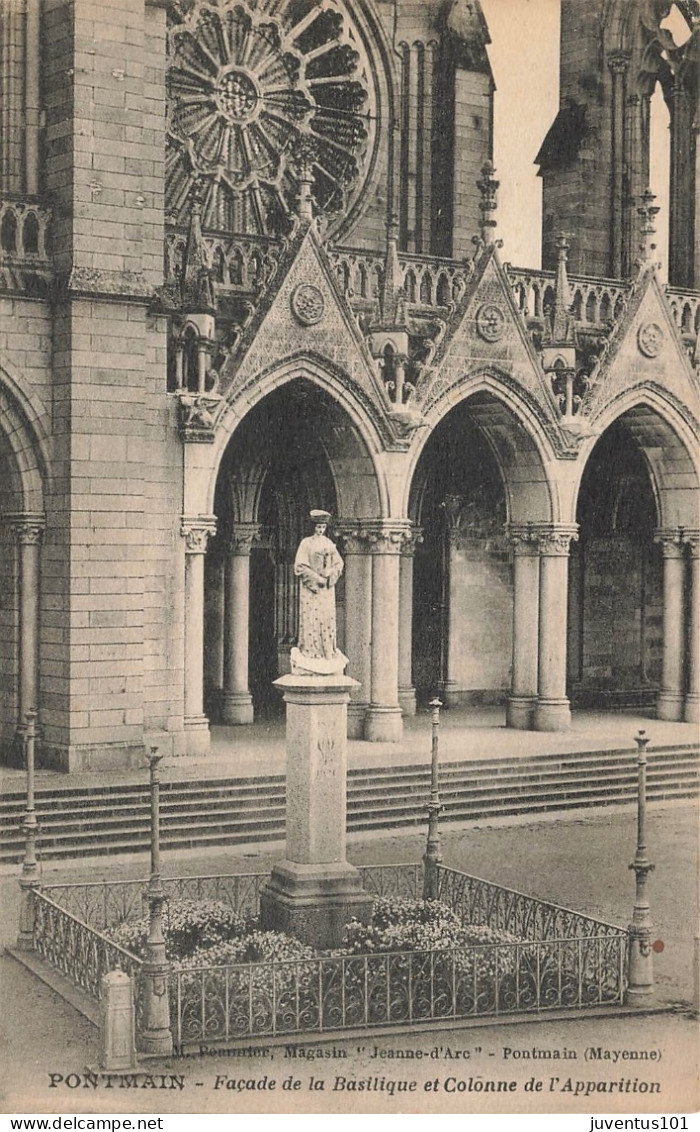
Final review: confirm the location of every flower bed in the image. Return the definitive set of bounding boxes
[31,864,627,1050]
[104,892,625,1050]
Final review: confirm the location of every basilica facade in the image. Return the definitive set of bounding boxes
[0,0,698,772]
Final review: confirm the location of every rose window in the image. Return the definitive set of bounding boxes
[166,0,375,236]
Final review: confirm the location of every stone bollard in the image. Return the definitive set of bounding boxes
[101,969,136,1071]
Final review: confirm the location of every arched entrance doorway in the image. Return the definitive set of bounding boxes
[569,419,659,708]
[0,379,47,763]
[407,390,552,716]
[207,378,382,725]
[571,403,699,722]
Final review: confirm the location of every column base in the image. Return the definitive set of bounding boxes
[260,861,373,950]
[183,715,211,754]
[533,698,571,732]
[506,695,537,730]
[220,692,254,726]
[656,692,684,722]
[347,701,368,739]
[364,705,403,742]
[684,694,699,724]
[398,685,417,716]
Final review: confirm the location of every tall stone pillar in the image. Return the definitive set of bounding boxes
[221,523,260,725]
[506,525,540,730]
[441,496,462,709]
[608,53,630,277]
[684,532,700,724]
[365,522,411,742]
[337,524,372,739]
[260,673,372,949]
[534,526,578,732]
[181,518,216,753]
[398,527,421,716]
[13,516,44,736]
[655,530,686,722]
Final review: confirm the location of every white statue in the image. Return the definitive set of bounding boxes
[290,509,348,676]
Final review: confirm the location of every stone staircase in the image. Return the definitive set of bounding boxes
[1,744,697,864]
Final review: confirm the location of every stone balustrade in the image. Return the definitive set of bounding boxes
[666,287,700,339]
[164,227,282,293]
[506,265,629,327]
[329,246,471,311]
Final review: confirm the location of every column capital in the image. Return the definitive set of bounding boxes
[335,520,374,555]
[681,530,700,557]
[365,520,415,555]
[10,515,46,546]
[228,523,262,556]
[536,524,579,556]
[608,50,631,75]
[181,516,217,554]
[336,520,416,555]
[654,528,686,558]
[507,523,542,555]
[400,525,423,557]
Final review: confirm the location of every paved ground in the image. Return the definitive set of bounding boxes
[1,803,698,1116]
[2,707,697,789]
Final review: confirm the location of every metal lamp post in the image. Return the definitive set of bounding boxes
[17,711,40,950]
[423,698,443,901]
[626,729,655,1003]
[140,748,173,1055]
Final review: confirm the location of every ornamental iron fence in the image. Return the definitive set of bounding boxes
[27,862,627,1051]
[170,933,626,1052]
[33,890,143,1009]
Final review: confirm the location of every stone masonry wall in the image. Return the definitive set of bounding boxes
[39,0,172,770]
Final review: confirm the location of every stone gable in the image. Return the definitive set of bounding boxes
[583,272,700,429]
[419,249,556,427]
[224,227,387,424]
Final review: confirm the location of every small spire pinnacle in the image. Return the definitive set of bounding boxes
[294,144,316,222]
[380,211,404,325]
[477,160,499,245]
[637,188,660,265]
[181,181,215,313]
[551,232,573,341]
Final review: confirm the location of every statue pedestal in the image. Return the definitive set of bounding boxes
[260,673,373,950]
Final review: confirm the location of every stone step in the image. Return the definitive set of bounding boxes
[1,746,696,863]
[2,750,695,834]
[3,780,695,864]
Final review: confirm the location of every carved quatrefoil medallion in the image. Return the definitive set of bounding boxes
[476,302,506,342]
[291,283,325,325]
[637,321,664,358]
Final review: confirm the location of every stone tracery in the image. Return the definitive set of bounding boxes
[166,0,375,236]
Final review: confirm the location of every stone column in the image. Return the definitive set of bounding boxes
[221,523,260,725]
[181,517,216,753]
[13,516,44,737]
[337,524,372,738]
[684,532,699,724]
[398,527,422,715]
[365,522,411,742]
[655,530,686,722]
[534,525,578,732]
[608,52,629,278]
[506,525,540,730]
[441,496,462,708]
[260,673,372,949]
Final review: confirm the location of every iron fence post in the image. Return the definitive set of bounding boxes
[625,729,655,1003]
[423,698,443,901]
[17,711,40,950]
[140,748,173,1054]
